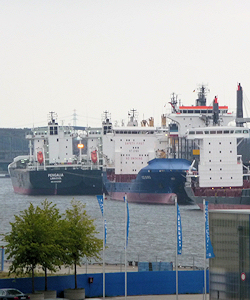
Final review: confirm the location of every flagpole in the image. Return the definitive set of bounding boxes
[203,199,206,300]
[175,196,178,300]
[97,195,106,300]
[103,193,105,300]
[125,194,127,300]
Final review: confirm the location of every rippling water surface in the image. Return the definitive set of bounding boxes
[0,179,206,268]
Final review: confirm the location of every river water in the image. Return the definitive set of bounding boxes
[0,179,206,268]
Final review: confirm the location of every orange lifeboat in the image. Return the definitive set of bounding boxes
[91,150,97,163]
[37,151,43,164]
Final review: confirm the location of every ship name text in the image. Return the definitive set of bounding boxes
[48,173,64,182]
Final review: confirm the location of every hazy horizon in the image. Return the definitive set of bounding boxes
[1,0,250,129]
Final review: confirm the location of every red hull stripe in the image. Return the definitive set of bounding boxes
[109,192,176,204]
[198,203,250,210]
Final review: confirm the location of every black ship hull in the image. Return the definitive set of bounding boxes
[9,167,104,195]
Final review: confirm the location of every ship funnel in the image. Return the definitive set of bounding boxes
[148,117,154,127]
[236,83,243,127]
[213,96,219,125]
[161,114,166,127]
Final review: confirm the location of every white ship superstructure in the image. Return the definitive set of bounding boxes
[185,126,250,209]
[164,86,236,159]
[102,110,168,176]
[187,127,247,188]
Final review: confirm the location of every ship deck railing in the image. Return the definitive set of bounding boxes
[26,163,102,171]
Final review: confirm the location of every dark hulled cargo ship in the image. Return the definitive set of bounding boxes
[8,112,104,195]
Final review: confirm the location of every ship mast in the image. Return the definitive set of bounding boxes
[196,84,209,106]
[102,110,112,135]
[168,93,179,113]
[48,111,58,125]
[127,109,138,126]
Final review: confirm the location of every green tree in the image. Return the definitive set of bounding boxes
[63,199,103,289]
[39,199,65,291]
[4,200,64,293]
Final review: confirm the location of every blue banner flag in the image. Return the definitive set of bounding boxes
[97,195,104,216]
[124,196,130,247]
[104,219,107,247]
[205,201,215,258]
[96,195,107,246]
[177,203,182,255]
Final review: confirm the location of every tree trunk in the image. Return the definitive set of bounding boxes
[32,267,35,294]
[74,262,77,289]
[45,268,47,291]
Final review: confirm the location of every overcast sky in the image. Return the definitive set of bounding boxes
[1,0,250,128]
